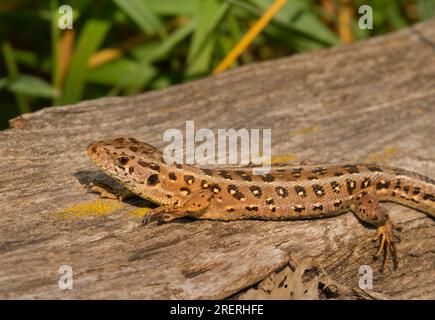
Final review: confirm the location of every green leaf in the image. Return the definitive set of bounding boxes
[187,34,217,76]
[2,41,31,114]
[251,0,339,46]
[113,0,166,37]
[186,0,229,76]
[143,0,200,15]
[227,9,252,64]
[2,41,19,78]
[87,58,156,87]
[150,75,171,90]
[109,62,158,95]
[11,49,38,68]
[87,58,157,95]
[418,0,435,20]
[61,19,110,104]
[7,75,59,98]
[217,34,239,68]
[51,0,61,105]
[130,42,161,61]
[0,78,8,90]
[386,1,408,29]
[123,67,157,94]
[132,19,195,63]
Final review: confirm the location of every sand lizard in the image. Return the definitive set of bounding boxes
[87,137,435,271]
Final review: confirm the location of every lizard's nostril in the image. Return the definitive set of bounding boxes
[87,143,98,155]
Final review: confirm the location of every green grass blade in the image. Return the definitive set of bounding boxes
[108,62,157,95]
[418,0,435,20]
[50,0,61,105]
[1,41,31,114]
[87,58,156,87]
[149,74,171,90]
[386,1,408,29]
[12,49,39,67]
[251,0,339,46]
[61,19,110,104]
[227,11,253,64]
[142,0,199,15]
[113,0,166,37]
[2,42,19,77]
[186,0,229,76]
[0,78,8,89]
[134,19,195,63]
[187,34,217,76]
[7,74,59,98]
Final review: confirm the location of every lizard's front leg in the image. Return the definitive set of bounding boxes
[86,181,136,201]
[142,189,214,225]
[350,191,402,272]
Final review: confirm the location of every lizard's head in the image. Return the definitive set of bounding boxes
[87,137,164,196]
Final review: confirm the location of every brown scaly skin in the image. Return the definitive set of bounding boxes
[87,137,435,271]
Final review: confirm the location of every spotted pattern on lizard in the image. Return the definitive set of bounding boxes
[87,137,435,271]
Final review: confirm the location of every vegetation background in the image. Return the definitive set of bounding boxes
[0,0,434,129]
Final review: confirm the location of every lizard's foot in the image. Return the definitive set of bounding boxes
[86,182,135,201]
[141,207,180,226]
[372,217,402,272]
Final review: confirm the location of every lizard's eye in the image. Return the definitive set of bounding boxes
[117,156,129,166]
[147,174,159,186]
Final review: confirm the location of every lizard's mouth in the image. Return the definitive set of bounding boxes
[86,141,113,172]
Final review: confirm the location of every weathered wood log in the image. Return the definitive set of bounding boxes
[1,20,434,299]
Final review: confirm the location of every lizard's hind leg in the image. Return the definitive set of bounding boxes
[350,191,402,272]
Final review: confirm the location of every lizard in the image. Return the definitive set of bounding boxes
[86,137,435,271]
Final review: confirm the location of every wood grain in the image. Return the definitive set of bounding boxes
[1,20,434,299]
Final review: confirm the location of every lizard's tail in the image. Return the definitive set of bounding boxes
[383,167,435,218]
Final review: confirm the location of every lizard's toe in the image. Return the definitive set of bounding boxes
[373,218,400,272]
[142,211,159,226]
[141,207,171,226]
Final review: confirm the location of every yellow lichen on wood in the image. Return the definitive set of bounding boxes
[289,125,321,137]
[367,146,400,162]
[128,207,151,218]
[250,153,297,165]
[271,154,298,163]
[57,199,125,218]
